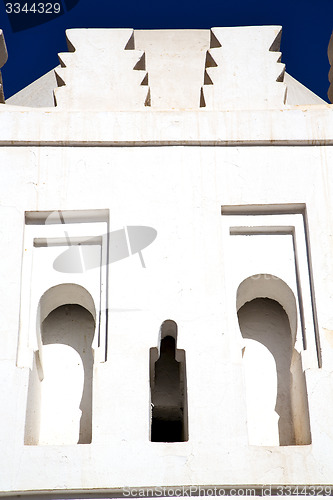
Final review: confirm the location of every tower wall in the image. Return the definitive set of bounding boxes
[0,27,333,497]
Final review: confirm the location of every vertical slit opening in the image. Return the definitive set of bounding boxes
[150,321,188,442]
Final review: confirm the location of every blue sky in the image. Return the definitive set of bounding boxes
[0,0,332,101]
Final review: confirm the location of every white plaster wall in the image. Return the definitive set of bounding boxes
[0,144,333,495]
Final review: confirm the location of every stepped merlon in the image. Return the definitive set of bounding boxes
[201,26,286,110]
[54,29,150,110]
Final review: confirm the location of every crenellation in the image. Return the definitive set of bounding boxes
[53,28,150,110]
[201,26,287,110]
[2,27,328,110]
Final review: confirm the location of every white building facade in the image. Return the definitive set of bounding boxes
[1,26,333,498]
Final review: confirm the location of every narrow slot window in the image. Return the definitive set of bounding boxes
[150,320,188,442]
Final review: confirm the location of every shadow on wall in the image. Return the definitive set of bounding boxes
[237,275,311,446]
[24,285,96,445]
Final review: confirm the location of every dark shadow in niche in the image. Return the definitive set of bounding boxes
[42,304,94,444]
[150,320,188,442]
[238,297,311,446]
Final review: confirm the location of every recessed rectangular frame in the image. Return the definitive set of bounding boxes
[17,209,109,368]
[221,203,321,368]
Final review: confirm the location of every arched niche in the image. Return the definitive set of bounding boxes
[150,320,188,442]
[236,274,311,446]
[24,284,96,445]
[237,274,297,345]
[38,283,96,326]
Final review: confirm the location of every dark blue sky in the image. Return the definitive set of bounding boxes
[0,0,332,101]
